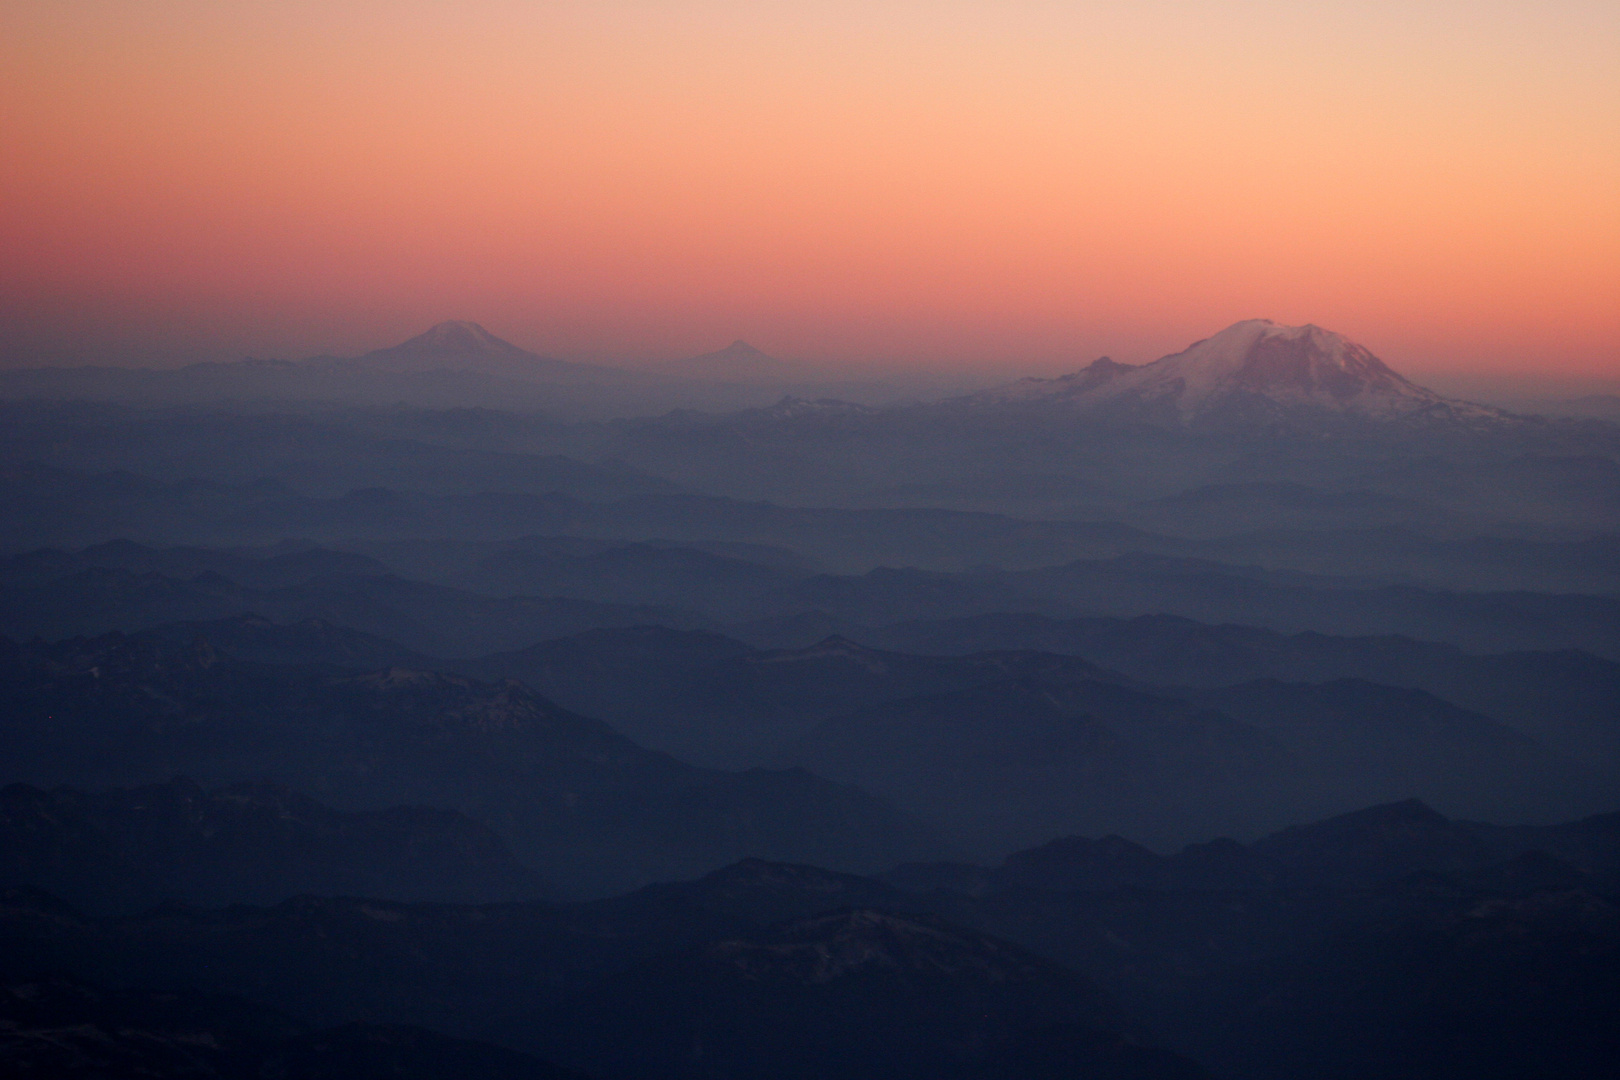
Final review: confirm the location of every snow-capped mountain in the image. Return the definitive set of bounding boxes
[978,320,1506,425]
[337,320,609,380]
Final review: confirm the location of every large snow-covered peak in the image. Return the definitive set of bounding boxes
[975,320,1506,425]
[1153,319,1422,405]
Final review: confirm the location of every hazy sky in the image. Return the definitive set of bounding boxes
[2,1,1616,376]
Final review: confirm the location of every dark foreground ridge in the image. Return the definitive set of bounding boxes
[0,629,948,898]
[1,798,1617,1079]
[0,776,547,913]
[0,971,586,1079]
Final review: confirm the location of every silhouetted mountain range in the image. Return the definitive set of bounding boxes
[511,907,1195,1080]
[0,630,944,896]
[2,613,1605,857]
[0,971,587,1079]
[4,315,1619,1078]
[5,532,1619,660]
[470,621,1616,819]
[3,798,1616,1079]
[0,777,545,913]
[0,323,958,415]
[0,563,709,656]
[779,675,1287,849]
[865,612,1620,766]
[462,630,1121,765]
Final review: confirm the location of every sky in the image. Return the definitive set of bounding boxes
[1,0,1616,379]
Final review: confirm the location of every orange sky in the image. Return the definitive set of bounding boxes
[1,1,1616,377]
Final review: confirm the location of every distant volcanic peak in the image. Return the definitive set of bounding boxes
[346,319,595,378]
[662,339,796,381]
[983,319,1505,422]
[396,320,526,356]
[709,339,773,361]
[1124,319,1397,405]
[665,340,779,369]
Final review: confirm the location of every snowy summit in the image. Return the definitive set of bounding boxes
[980,319,1503,424]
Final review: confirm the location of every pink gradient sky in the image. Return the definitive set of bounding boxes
[2,1,1616,379]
